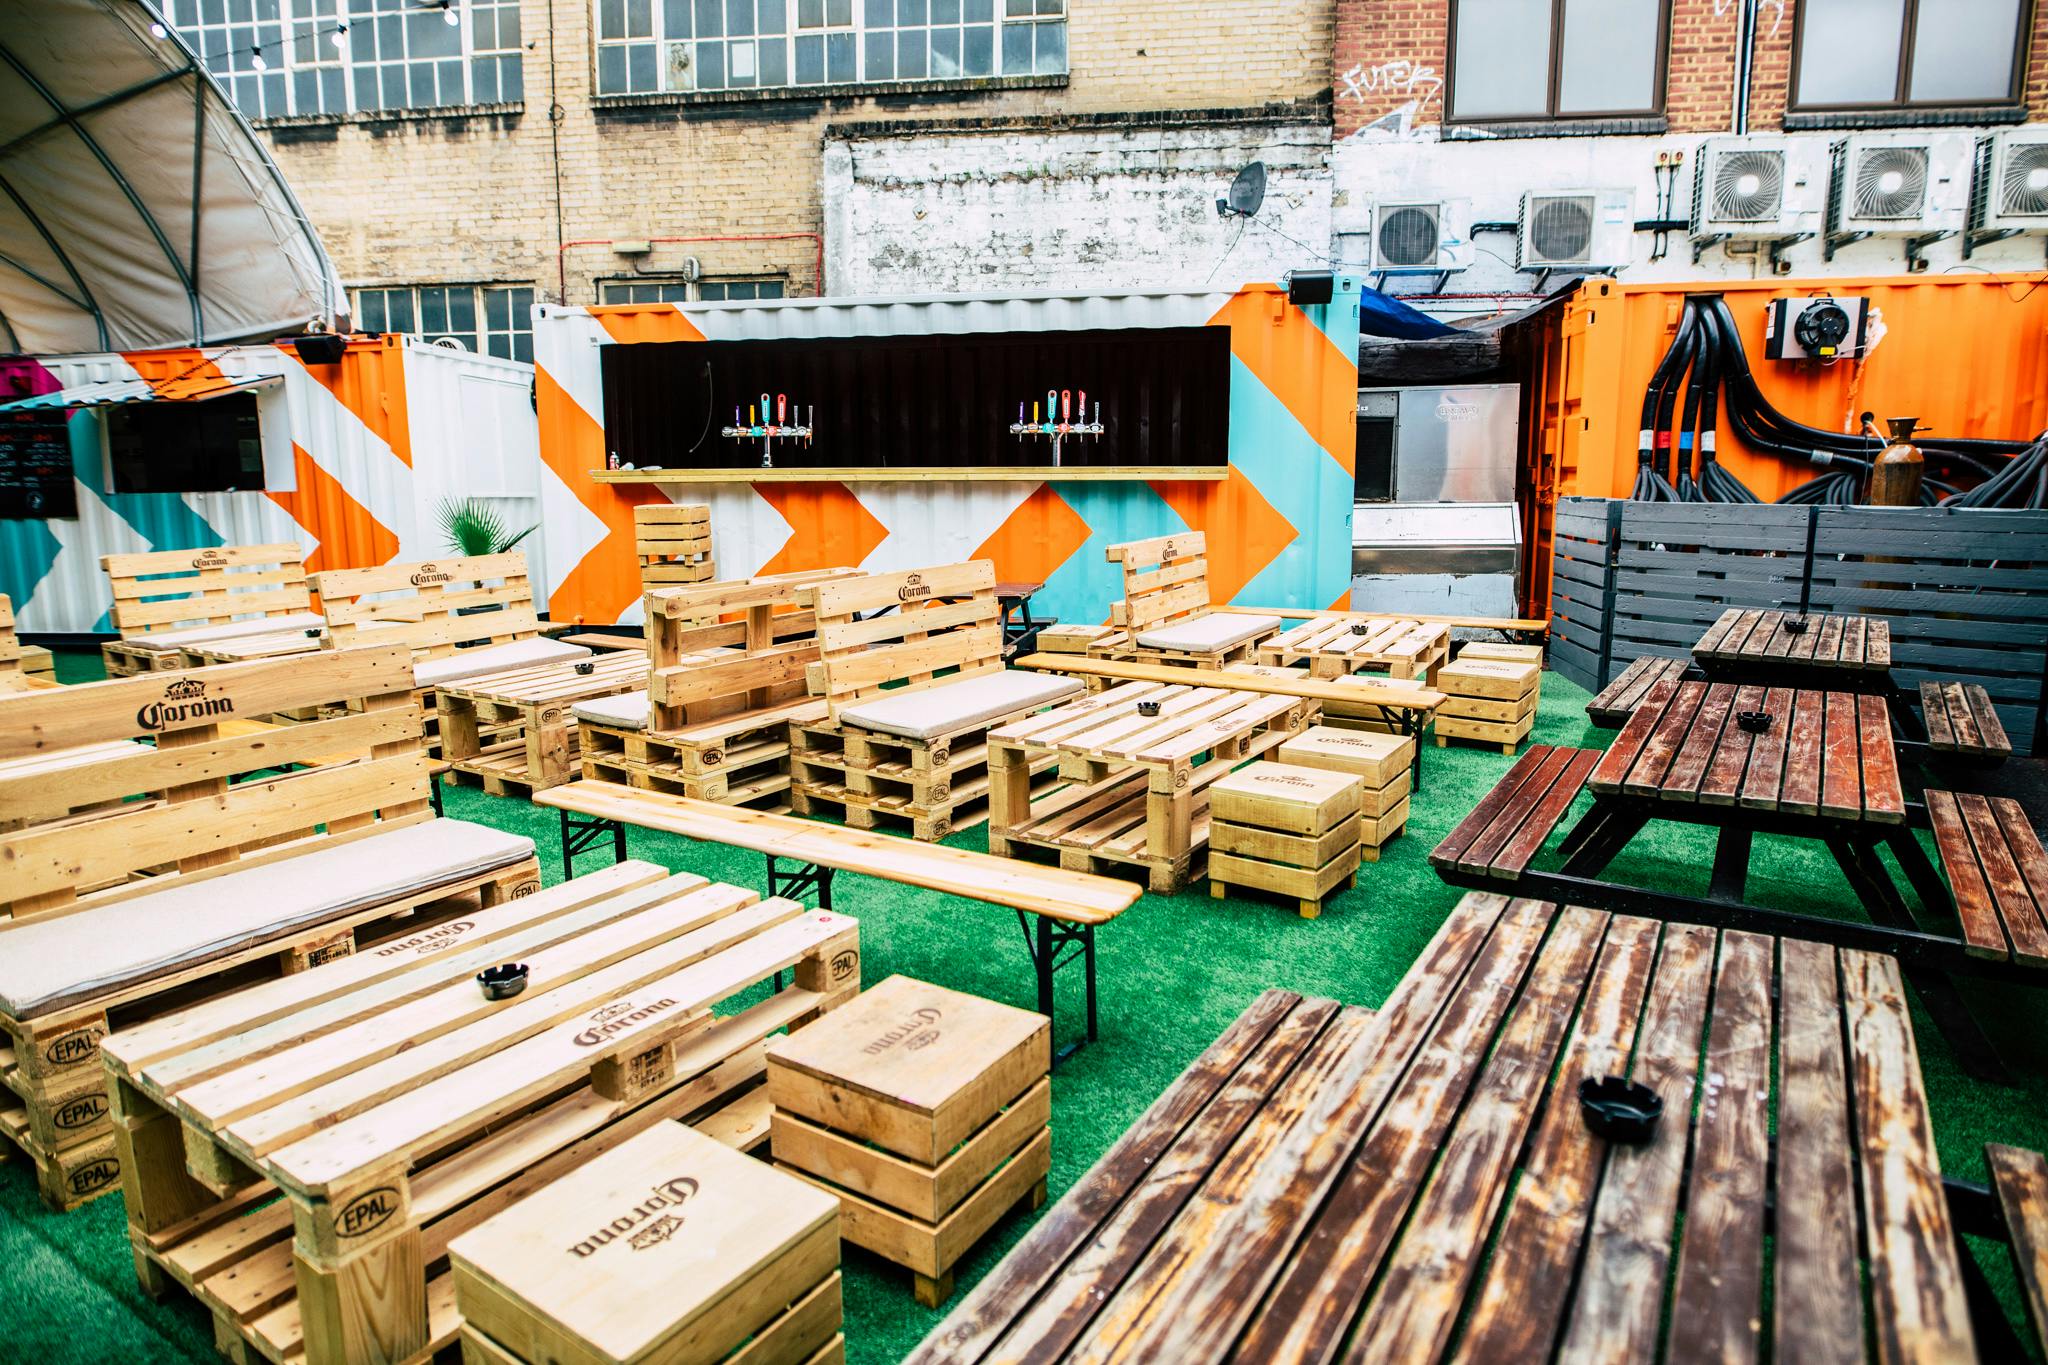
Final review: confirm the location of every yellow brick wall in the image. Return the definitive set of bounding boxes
[260,0,1335,306]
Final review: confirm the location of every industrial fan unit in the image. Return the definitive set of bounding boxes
[1828,136,1933,235]
[1516,190,1633,271]
[1969,128,2048,237]
[1692,137,1801,238]
[1369,201,1465,274]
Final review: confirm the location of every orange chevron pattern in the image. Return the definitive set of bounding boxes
[536,367,667,623]
[1207,291,1356,477]
[755,482,890,577]
[973,483,1092,588]
[266,442,400,574]
[1150,466,1297,605]
[274,339,415,467]
[594,307,706,345]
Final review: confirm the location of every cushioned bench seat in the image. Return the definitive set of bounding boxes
[413,636,591,689]
[1136,612,1281,654]
[839,670,1083,741]
[573,689,651,730]
[124,611,329,653]
[0,818,536,1019]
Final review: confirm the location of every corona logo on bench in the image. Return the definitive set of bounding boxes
[137,676,235,731]
[67,1157,120,1198]
[897,572,931,603]
[862,1004,941,1056]
[374,920,476,957]
[409,563,456,586]
[336,1186,401,1239]
[573,996,680,1047]
[567,1175,699,1259]
[191,549,229,571]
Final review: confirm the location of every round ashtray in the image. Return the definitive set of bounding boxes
[1137,700,1162,718]
[477,963,529,1000]
[1578,1076,1662,1144]
[1350,621,1371,635]
[573,661,596,676]
[1782,615,1811,635]
[1736,710,1772,734]
[305,627,323,638]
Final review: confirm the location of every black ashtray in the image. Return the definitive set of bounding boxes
[1350,621,1371,635]
[477,963,529,1000]
[1137,700,1162,717]
[1736,710,1772,733]
[1578,1076,1662,1144]
[573,661,596,676]
[304,627,322,638]
[1782,616,1810,635]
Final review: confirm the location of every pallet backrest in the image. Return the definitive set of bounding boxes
[0,645,429,919]
[1108,532,1212,633]
[636,503,716,589]
[100,543,313,639]
[312,552,540,661]
[644,568,861,729]
[797,561,1003,713]
[0,594,21,679]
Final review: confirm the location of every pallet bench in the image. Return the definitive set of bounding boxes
[102,862,858,1365]
[1215,603,1552,644]
[99,543,323,678]
[0,593,53,692]
[789,562,1083,841]
[1094,532,1281,666]
[535,782,1140,1057]
[911,894,2007,1363]
[1921,681,2014,762]
[0,645,541,1210]
[1586,654,1690,726]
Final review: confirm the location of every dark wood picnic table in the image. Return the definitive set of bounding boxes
[910,892,2029,1363]
[1695,605,1892,679]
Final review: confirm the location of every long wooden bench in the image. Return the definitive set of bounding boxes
[536,781,1139,1056]
[1586,655,1690,727]
[1925,789,2048,967]
[0,645,540,1209]
[1921,682,2014,762]
[1989,1144,2048,1352]
[1429,743,1601,882]
[98,543,322,677]
[1094,532,1282,666]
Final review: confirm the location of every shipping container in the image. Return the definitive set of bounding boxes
[1515,272,2048,616]
[0,335,540,634]
[532,282,1363,627]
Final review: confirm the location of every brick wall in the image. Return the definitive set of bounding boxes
[259,0,1334,310]
[1331,0,1448,138]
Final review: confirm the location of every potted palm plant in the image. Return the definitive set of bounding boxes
[436,498,536,616]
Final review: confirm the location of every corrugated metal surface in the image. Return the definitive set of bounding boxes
[0,336,541,633]
[536,283,1362,626]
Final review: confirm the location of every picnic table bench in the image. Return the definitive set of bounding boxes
[1584,654,1688,726]
[913,891,2037,1363]
[535,781,1141,1056]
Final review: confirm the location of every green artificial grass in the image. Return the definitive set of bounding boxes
[3,655,2046,1362]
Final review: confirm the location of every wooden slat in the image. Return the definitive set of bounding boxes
[1819,691,1864,821]
[1964,685,2012,755]
[1986,1144,2048,1351]
[1813,613,1844,666]
[1957,793,2048,966]
[1622,680,1707,796]
[1780,690,1826,816]
[1857,694,1905,823]
[1014,653,1444,714]
[1920,681,1958,750]
[1431,746,1559,867]
[1663,681,1735,799]
[1697,683,1766,805]
[1842,949,1979,1363]
[1695,608,1742,656]
[1738,686,1797,810]
[1925,790,2012,959]
[1992,796,2048,966]
[1491,749,1602,877]
[1589,677,1679,792]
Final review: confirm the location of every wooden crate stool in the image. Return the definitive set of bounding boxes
[1038,622,1114,656]
[98,543,322,677]
[635,502,717,589]
[767,974,1052,1307]
[1278,725,1412,861]
[1207,762,1362,918]
[1434,657,1542,753]
[1098,532,1280,667]
[451,1122,844,1365]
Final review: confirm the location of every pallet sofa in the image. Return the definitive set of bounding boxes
[1091,532,1282,667]
[312,551,590,757]
[98,543,325,677]
[0,644,540,1210]
[787,561,1082,840]
[576,569,859,811]
[0,594,53,692]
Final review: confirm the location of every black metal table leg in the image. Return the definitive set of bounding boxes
[1708,826,1752,901]
[1017,909,1099,1064]
[765,855,834,910]
[559,807,626,880]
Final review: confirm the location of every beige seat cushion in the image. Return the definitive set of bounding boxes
[414,637,591,690]
[1136,612,1281,654]
[127,611,327,652]
[573,689,650,730]
[839,669,1082,741]
[0,819,535,1020]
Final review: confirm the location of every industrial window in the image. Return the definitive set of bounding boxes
[1447,0,1667,122]
[355,284,535,362]
[164,0,523,120]
[1792,0,2028,110]
[698,279,787,301]
[107,394,265,495]
[599,279,787,303]
[593,0,1065,96]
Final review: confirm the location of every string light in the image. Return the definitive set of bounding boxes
[249,45,266,71]
[441,1,461,25]
[148,20,167,39]
[331,22,348,51]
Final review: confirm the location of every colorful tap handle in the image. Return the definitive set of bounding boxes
[1061,390,1071,424]
[777,394,786,425]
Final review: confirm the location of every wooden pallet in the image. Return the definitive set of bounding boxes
[438,650,648,795]
[103,864,860,1365]
[635,502,716,589]
[100,544,315,678]
[0,594,49,693]
[1103,532,1280,668]
[580,699,823,811]
[1254,616,1450,681]
[986,678,1315,892]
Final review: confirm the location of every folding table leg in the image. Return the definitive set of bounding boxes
[1708,827,1752,901]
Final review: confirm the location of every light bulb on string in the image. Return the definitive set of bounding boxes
[149,20,167,38]
[442,1,460,25]
[249,45,266,70]
[332,22,348,50]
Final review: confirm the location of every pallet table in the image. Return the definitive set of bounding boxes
[101,864,860,1365]
[437,650,649,795]
[768,975,1051,1308]
[985,678,1315,891]
[910,893,2018,1364]
[1207,762,1362,917]
[1253,615,1449,680]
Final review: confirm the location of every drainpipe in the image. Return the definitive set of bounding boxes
[1733,0,1756,134]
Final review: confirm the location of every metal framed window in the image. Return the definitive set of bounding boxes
[165,0,523,119]
[1791,0,2031,112]
[593,0,1064,96]
[598,278,787,303]
[698,279,786,301]
[1446,0,1668,123]
[355,283,535,362]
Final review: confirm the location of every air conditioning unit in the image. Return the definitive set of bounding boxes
[1829,135,1933,235]
[1369,201,1465,273]
[1970,128,2048,236]
[1693,137,1800,238]
[1517,190,1633,271]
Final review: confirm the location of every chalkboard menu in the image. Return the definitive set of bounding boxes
[0,410,77,519]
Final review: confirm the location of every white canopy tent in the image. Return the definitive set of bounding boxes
[0,0,344,354]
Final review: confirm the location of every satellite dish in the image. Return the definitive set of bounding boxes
[1222,162,1267,219]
